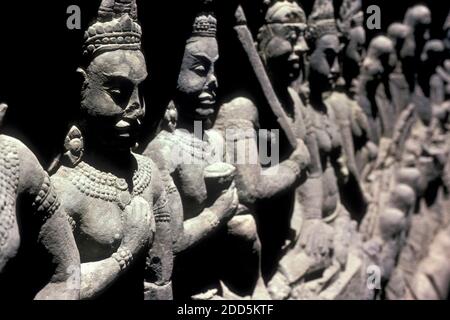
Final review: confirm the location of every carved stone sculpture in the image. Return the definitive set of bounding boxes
[50,0,174,300]
[326,0,376,180]
[358,36,397,147]
[385,42,450,301]
[142,1,273,300]
[401,5,432,95]
[0,103,80,300]
[266,0,365,300]
[388,23,412,117]
[214,0,332,300]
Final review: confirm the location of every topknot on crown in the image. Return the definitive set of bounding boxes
[338,0,363,37]
[404,5,431,28]
[192,13,217,37]
[308,0,338,40]
[265,0,307,24]
[83,0,142,58]
[189,0,217,38]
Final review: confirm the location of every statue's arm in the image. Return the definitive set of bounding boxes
[144,136,237,254]
[215,97,307,202]
[14,141,80,300]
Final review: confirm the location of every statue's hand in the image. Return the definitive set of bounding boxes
[289,139,311,171]
[299,219,333,260]
[208,184,239,224]
[120,196,155,257]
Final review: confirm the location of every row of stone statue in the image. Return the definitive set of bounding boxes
[1,0,449,300]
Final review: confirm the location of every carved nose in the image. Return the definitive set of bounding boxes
[294,36,309,55]
[124,102,144,121]
[206,72,218,93]
[331,59,340,76]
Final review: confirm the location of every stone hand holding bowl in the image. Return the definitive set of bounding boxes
[204,162,236,203]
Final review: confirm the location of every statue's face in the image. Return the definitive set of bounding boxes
[343,26,366,89]
[176,37,219,121]
[402,9,431,59]
[309,34,340,91]
[361,41,397,84]
[262,22,309,85]
[80,50,147,150]
[413,12,431,46]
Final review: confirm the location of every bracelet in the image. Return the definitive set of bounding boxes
[112,248,133,271]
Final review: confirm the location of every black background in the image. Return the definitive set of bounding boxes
[0,0,448,168]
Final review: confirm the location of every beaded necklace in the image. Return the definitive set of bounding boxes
[67,154,152,211]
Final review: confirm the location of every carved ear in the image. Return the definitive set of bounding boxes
[163,101,178,132]
[77,67,88,91]
[63,125,85,167]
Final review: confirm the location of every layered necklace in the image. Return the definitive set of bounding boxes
[67,154,152,210]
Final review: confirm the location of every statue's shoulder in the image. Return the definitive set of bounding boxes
[0,135,50,195]
[0,135,39,167]
[326,92,351,119]
[206,128,225,147]
[216,96,259,129]
[134,152,161,177]
[142,130,178,172]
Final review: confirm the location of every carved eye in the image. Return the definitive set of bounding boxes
[109,88,121,96]
[193,65,207,75]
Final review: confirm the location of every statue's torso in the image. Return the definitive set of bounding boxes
[52,153,173,298]
[310,102,341,217]
[150,129,224,220]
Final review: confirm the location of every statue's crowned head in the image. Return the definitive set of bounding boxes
[401,5,431,59]
[175,0,219,122]
[257,0,309,86]
[361,36,397,84]
[78,0,147,152]
[387,23,411,58]
[307,0,341,92]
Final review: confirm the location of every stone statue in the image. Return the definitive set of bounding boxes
[50,0,175,300]
[384,36,450,300]
[214,0,331,300]
[142,1,273,299]
[403,224,450,299]
[0,103,80,300]
[268,0,364,300]
[358,36,397,147]
[321,0,372,218]
[398,22,450,299]
[401,5,432,96]
[328,0,376,180]
[388,23,412,118]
